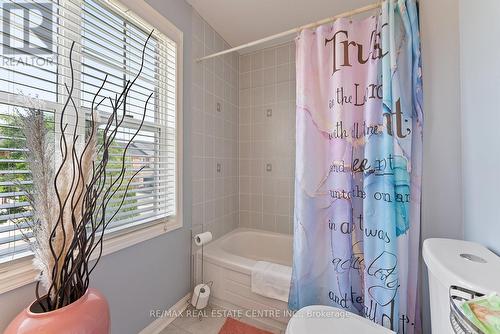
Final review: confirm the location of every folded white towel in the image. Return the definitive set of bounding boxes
[251,261,292,302]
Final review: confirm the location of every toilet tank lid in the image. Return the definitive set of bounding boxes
[423,238,500,294]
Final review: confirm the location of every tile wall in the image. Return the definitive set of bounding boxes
[191,11,239,239]
[238,42,296,234]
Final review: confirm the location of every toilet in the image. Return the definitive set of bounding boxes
[285,305,394,333]
[287,239,500,334]
[424,238,500,333]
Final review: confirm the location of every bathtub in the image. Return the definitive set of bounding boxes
[196,228,293,331]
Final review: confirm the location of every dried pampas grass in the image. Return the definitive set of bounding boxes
[16,31,153,311]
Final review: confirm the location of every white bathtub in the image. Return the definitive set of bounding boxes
[196,228,293,331]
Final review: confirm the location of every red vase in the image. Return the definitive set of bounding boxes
[4,288,110,334]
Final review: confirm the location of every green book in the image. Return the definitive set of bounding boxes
[461,294,500,334]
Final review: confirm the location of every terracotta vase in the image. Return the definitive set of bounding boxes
[4,288,110,334]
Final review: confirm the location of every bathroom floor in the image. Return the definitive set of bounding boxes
[160,304,283,334]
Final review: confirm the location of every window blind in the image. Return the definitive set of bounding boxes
[81,0,177,233]
[0,0,177,262]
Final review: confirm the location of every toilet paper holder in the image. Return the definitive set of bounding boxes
[191,282,213,310]
[191,230,214,310]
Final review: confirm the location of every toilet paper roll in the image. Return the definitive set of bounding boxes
[194,231,212,246]
[191,283,210,309]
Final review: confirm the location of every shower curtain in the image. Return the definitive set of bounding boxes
[288,1,423,333]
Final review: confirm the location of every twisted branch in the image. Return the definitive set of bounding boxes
[20,31,155,310]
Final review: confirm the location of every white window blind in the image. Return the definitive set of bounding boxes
[0,0,178,262]
[81,0,177,233]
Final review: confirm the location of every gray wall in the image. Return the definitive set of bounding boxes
[0,0,193,333]
[459,0,500,255]
[420,0,464,242]
[418,0,465,332]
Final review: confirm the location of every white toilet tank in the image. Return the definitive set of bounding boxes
[423,238,500,334]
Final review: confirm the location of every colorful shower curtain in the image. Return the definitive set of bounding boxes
[288,1,423,333]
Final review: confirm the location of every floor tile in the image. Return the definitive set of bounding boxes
[159,325,191,334]
[171,305,226,334]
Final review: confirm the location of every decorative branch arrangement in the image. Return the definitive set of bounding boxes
[18,32,154,311]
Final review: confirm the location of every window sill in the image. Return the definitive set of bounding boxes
[0,218,182,295]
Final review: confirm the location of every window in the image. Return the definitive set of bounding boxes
[0,0,181,264]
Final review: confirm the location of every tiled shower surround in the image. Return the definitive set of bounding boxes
[238,42,296,234]
[191,11,240,239]
[191,12,296,237]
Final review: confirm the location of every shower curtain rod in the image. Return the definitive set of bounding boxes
[195,2,382,62]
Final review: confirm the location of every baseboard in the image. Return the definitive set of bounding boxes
[139,293,191,334]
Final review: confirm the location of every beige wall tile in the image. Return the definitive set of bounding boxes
[238,41,295,234]
[191,11,239,238]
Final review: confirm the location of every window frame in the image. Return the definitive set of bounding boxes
[0,0,183,294]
